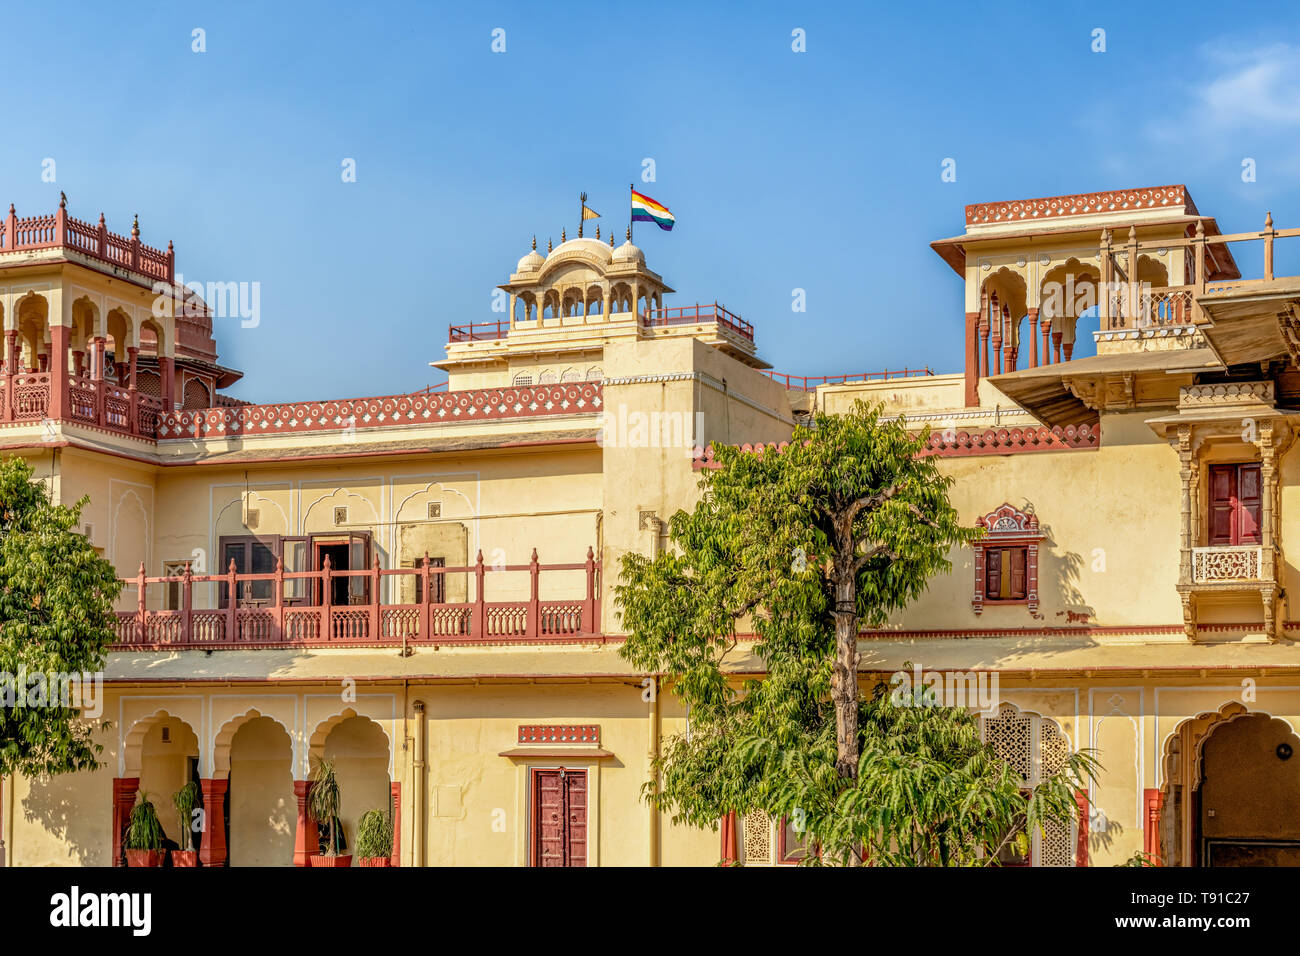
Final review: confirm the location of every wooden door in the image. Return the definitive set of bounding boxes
[1209,464,1263,546]
[532,768,588,867]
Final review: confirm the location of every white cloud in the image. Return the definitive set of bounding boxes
[1199,43,1300,128]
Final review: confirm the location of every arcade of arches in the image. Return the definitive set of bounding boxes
[115,706,395,867]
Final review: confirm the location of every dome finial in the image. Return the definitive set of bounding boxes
[547,237,552,253]
[595,225,600,240]
[609,232,615,248]
[531,235,536,251]
[626,225,631,241]
[561,228,566,243]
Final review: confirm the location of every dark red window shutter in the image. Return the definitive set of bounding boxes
[1237,463,1261,544]
[985,548,1002,599]
[1009,548,1027,600]
[1208,465,1236,546]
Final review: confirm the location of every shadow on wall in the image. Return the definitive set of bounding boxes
[22,772,109,866]
[1038,523,1095,626]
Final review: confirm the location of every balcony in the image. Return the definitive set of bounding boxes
[0,371,165,438]
[1191,545,1264,583]
[111,549,603,650]
[1,200,174,284]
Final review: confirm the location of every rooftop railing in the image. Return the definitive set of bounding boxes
[761,368,935,391]
[448,319,510,342]
[1101,214,1300,330]
[641,302,754,341]
[1,200,174,283]
[111,549,603,649]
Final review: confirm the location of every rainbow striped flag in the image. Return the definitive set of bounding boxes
[631,190,675,231]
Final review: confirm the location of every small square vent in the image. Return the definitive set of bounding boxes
[244,508,260,530]
[333,506,348,526]
[161,727,171,743]
[428,501,442,520]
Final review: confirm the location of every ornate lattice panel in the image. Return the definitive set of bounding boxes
[742,810,773,866]
[1040,817,1072,867]
[985,705,1033,783]
[1191,546,1262,582]
[1040,720,1069,776]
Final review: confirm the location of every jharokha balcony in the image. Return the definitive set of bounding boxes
[112,549,603,650]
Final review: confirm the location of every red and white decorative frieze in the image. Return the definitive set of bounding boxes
[157,382,603,440]
[517,725,601,746]
[965,185,1193,226]
[924,423,1098,457]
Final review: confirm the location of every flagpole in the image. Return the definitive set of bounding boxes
[629,183,634,244]
[579,192,585,238]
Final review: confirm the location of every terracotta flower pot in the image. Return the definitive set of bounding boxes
[358,857,392,867]
[308,854,353,867]
[125,849,166,868]
[171,850,199,867]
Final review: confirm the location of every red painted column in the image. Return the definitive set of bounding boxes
[963,311,979,407]
[390,781,401,866]
[1051,330,1063,364]
[47,324,69,421]
[1143,788,1163,865]
[1075,790,1090,866]
[1040,317,1052,366]
[1027,308,1040,368]
[3,329,16,375]
[719,811,739,866]
[126,345,139,434]
[199,778,228,866]
[159,356,175,410]
[1001,305,1014,373]
[293,780,318,866]
[112,777,139,867]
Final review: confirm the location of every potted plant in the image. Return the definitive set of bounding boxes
[355,807,394,867]
[123,794,166,867]
[171,781,201,867]
[307,758,352,867]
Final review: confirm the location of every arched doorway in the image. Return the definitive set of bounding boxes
[310,710,392,863]
[225,715,295,866]
[122,711,201,854]
[1161,703,1300,866]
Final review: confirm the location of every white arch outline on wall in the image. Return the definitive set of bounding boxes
[211,708,296,780]
[301,488,381,531]
[121,708,201,779]
[111,487,151,576]
[308,706,395,779]
[213,493,290,538]
[392,481,474,524]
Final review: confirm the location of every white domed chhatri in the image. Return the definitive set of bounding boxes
[549,236,614,261]
[612,239,644,265]
[515,237,545,275]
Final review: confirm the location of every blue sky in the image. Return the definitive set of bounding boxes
[2,1,1298,401]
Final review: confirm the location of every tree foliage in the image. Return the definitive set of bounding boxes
[0,455,120,777]
[616,401,1098,865]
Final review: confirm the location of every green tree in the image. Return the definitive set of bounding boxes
[0,455,120,776]
[616,401,1097,864]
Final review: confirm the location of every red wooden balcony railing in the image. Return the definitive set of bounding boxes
[0,371,165,437]
[448,320,509,342]
[111,549,603,649]
[1,201,174,283]
[641,302,754,341]
[761,368,935,390]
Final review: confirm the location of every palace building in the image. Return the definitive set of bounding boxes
[2,185,1299,867]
